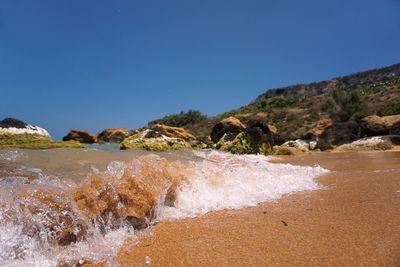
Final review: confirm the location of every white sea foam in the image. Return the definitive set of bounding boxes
[157,151,329,219]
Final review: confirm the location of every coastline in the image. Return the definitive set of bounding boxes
[117,151,400,266]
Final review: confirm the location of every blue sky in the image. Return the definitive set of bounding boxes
[1,0,399,140]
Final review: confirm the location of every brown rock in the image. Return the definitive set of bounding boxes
[151,124,195,141]
[308,118,333,138]
[211,117,246,143]
[360,115,400,136]
[390,121,400,135]
[63,129,96,144]
[317,121,361,150]
[96,128,129,143]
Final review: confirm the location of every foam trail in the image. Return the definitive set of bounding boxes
[157,151,329,219]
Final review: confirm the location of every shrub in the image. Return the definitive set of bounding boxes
[378,99,400,116]
[149,110,207,127]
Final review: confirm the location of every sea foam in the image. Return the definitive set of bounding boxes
[157,151,328,219]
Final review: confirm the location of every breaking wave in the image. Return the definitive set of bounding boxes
[0,150,328,266]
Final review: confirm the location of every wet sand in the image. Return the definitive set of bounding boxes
[117,151,400,266]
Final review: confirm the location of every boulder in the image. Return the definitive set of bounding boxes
[280,139,310,152]
[390,121,400,135]
[334,136,395,151]
[121,132,190,151]
[151,124,195,141]
[360,115,400,136]
[63,129,96,144]
[211,117,245,143]
[0,118,27,128]
[304,118,333,139]
[0,118,50,137]
[317,121,361,150]
[0,118,83,149]
[96,128,130,143]
[216,122,274,155]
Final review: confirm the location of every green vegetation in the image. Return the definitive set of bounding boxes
[378,99,400,116]
[332,90,368,121]
[149,110,207,127]
[146,63,400,141]
[0,134,84,149]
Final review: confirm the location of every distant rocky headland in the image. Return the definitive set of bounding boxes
[1,63,399,152]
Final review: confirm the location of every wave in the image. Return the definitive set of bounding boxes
[0,151,328,266]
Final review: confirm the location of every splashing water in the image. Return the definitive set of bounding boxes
[0,150,329,266]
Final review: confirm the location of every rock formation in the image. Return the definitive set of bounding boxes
[0,118,83,149]
[210,116,245,143]
[96,128,130,143]
[360,115,400,136]
[63,129,96,144]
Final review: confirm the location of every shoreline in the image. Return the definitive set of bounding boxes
[117,151,400,266]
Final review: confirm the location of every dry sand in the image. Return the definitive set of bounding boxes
[117,151,400,267]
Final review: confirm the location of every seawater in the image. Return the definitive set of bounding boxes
[0,148,329,266]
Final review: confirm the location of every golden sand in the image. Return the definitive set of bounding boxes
[117,151,400,266]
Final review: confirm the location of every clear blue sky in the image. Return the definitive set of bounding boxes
[1,0,399,140]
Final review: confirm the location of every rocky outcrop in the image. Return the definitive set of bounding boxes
[317,121,361,150]
[304,118,333,139]
[211,117,245,143]
[0,118,28,128]
[151,124,195,141]
[360,115,400,136]
[216,122,274,155]
[63,129,96,144]
[0,118,83,149]
[390,121,400,135]
[334,136,397,151]
[0,117,50,137]
[120,128,192,151]
[96,128,130,144]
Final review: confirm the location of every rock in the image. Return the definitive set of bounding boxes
[272,146,306,155]
[96,128,130,143]
[304,118,333,139]
[216,122,275,155]
[317,121,361,150]
[0,118,83,149]
[121,132,190,151]
[63,129,96,144]
[211,117,245,143]
[390,121,400,135]
[267,124,278,134]
[151,124,195,141]
[280,139,310,152]
[0,118,50,137]
[309,141,317,150]
[360,115,400,136]
[334,136,395,151]
[0,118,28,128]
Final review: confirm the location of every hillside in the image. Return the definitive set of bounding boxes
[167,63,400,138]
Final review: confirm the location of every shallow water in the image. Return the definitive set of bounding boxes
[0,148,328,266]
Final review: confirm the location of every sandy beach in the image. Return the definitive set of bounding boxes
[117,151,400,266]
